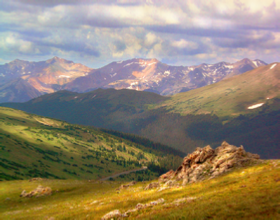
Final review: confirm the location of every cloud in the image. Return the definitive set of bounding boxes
[171,39,198,50]
[0,0,279,67]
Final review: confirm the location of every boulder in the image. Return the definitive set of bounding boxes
[29,178,43,182]
[101,209,121,220]
[161,142,260,185]
[159,170,175,183]
[164,180,179,187]
[135,203,147,210]
[149,198,165,206]
[117,181,137,190]
[145,182,160,190]
[20,185,52,198]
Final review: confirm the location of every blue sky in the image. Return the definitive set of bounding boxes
[0,0,279,68]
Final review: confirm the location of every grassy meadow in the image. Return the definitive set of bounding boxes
[0,107,181,181]
[0,160,279,219]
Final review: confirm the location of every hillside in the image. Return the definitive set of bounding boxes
[1,89,168,128]
[158,62,280,117]
[0,78,42,102]
[0,107,183,181]
[0,159,279,219]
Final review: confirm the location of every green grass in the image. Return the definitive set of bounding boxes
[0,107,176,181]
[0,160,279,219]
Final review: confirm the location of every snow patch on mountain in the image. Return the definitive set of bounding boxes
[224,65,233,69]
[164,70,170,76]
[148,62,157,66]
[247,103,264,109]
[124,61,146,67]
[127,81,139,89]
[58,75,71,78]
[252,61,259,67]
[270,64,277,69]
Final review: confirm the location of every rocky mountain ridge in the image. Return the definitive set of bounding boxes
[65,58,266,95]
[0,57,266,102]
[0,57,93,102]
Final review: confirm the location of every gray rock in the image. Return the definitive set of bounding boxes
[101,209,121,220]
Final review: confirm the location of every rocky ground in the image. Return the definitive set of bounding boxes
[101,141,263,219]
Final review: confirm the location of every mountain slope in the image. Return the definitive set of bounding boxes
[0,107,182,181]
[0,78,42,103]
[2,88,168,128]
[158,62,280,117]
[0,57,93,102]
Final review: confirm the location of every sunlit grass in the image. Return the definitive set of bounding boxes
[0,107,163,181]
[0,160,279,219]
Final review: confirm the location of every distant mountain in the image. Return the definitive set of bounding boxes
[65,58,267,95]
[159,62,280,117]
[3,63,280,159]
[1,88,168,128]
[0,57,266,103]
[0,78,42,102]
[0,57,93,102]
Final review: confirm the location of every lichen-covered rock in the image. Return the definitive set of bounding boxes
[29,178,43,182]
[135,203,147,210]
[144,182,160,190]
[149,198,165,206]
[164,180,179,187]
[117,181,137,190]
[101,209,121,220]
[161,142,260,185]
[172,197,197,205]
[20,185,52,198]
[159,170,175,183]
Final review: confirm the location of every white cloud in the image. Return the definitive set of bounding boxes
[0,0,279,67]
[171,39,198,49]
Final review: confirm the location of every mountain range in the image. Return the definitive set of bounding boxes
[0,57,92,102]
[2,62,279,159]
[0,57,266,102]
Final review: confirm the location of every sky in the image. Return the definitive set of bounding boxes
[0,0,280,68]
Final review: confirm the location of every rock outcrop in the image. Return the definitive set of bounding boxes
[117,181,137,190]
[144,182,160,190]
[20,185,52,198]
[102,198,165,219]
[101,210,122,220]
[159,141,260,184]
